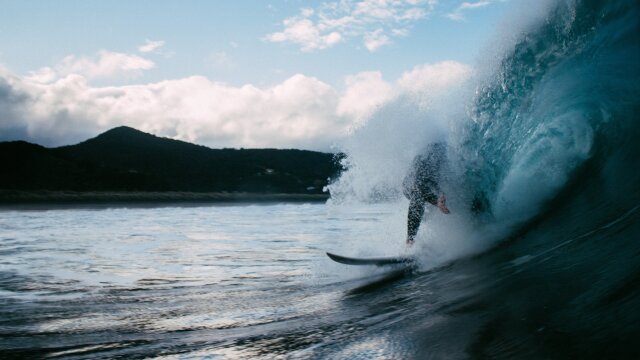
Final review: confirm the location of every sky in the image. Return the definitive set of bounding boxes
[0,0,517,150]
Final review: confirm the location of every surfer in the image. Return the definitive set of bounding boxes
[403,142,450,245]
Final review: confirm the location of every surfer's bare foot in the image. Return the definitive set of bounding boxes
[437,195,450,214]
[406,238,414,246]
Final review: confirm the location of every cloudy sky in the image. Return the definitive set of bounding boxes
[0,0,514,150]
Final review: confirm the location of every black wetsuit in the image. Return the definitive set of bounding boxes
[402,142,446,243]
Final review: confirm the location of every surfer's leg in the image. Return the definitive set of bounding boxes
[407,198,425,244]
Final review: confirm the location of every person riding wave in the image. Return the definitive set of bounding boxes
[402,142,450,245]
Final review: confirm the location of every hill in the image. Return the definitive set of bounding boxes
[0,126,343,199]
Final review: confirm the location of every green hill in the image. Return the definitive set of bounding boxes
[0,126,343,197]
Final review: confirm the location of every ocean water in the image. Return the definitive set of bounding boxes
[1,199,639,359]
[3,0,640,358]
[0,203,443,359]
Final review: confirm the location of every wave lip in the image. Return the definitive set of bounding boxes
[464,0,640,227]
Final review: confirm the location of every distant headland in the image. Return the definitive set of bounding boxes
[0,126,344,206]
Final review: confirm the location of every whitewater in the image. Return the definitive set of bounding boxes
[2,0,639,358]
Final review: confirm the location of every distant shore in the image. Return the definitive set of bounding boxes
[0,190,329,209]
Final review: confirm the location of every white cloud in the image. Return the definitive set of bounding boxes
[26,51,154,83]
[391,28,410,37]
[460,1,492,10]
[364,29,391,52]
[265,0,437,52]
[0,60,471,150]
[398,61,472,93]
[266,16,343,51]
[337,71,395,122]
[300,7,315,17]
[25,67,58,84]
[446,1,491,21]
[1,70,350,149]
[138,39,165,53]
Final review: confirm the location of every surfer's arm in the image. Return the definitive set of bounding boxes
[436,194,450,214]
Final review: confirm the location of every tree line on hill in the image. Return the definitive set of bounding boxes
[0,126,344,196]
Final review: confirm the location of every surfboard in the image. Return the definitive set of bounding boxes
[326,252,415,266]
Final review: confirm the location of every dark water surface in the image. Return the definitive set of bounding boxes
[1,200,639,359]
[0,204,414,359]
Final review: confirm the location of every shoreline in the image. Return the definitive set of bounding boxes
[0,190,329,210]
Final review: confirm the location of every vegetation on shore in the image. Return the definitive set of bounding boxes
[0,126,343,204]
